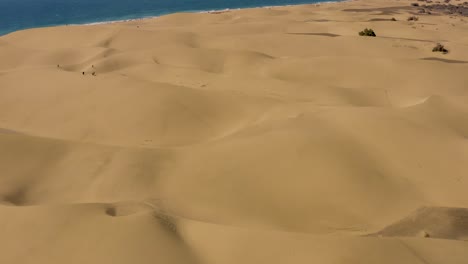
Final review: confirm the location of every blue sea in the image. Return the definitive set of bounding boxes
[0,0,332,36]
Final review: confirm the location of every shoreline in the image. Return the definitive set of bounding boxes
[80,0,348,25]
[0,0,346,36]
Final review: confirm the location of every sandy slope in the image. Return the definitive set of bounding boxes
[1,0,468,263]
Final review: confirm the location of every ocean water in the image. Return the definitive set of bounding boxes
[0,0,333,36]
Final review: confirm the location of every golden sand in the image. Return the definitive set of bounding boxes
[0,0,468,263]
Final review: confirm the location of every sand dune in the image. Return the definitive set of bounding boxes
[1,0,468,263]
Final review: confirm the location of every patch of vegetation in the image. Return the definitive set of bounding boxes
[432,43,449,53]
[391,17,397,21]
[358,28,376,37]
[407,15,419,21]
[411,2,420,6]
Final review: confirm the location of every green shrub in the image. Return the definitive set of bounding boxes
[359,28,376,37]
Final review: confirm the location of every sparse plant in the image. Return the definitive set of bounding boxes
[358,28,376,37]
[407,15,419,21]
[432,43,449,53]
[411,2,420,6]
[391,17,397,21]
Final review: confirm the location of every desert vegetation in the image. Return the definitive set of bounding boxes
[432,43,449,53]
[359,28,376,36]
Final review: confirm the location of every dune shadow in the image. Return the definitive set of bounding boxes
[0,128,19,134]
[3,187,28,206]
[379,36,438,43]
[369,206,468,240]
[367,18,396,21]
[287,32,341,37]
[421,57,468,64]
[343,6,414,15]
[305,19,332,22]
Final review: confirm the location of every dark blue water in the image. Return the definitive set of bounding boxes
[0,0,332,36]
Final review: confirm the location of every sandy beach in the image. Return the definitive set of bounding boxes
[1,0,468,263]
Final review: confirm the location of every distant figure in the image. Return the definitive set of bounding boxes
[92,72,96,76]
[82,72,85,75]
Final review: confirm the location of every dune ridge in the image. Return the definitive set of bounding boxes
[1,0,468,263]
